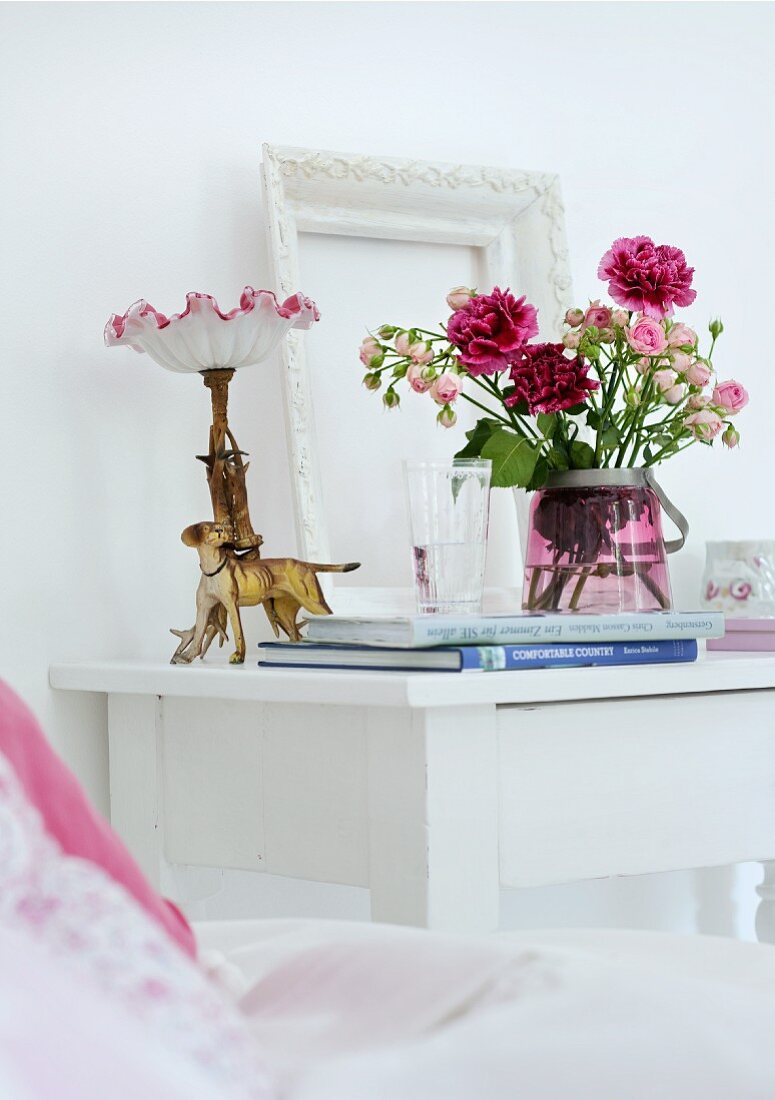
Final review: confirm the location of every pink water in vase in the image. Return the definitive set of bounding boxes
[522,469,679,613]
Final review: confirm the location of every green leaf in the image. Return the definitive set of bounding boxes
[536,412,557,439]
[565,402,590,417]
[548,441,570,471]
[480,429,540,488]
[600,425,621,448]
[454,417,500,460]
[569,440,595,469]
[586,408,602,430]
[526,457,550,491]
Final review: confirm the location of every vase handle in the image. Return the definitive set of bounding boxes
[644,471,689,554]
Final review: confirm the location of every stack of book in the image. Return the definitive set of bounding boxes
[257,611,725,673]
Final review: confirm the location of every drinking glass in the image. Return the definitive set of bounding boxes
[404,459,491,615]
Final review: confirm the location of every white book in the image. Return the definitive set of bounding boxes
[304,611,725,649]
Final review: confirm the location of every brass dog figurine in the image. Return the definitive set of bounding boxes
[171,521,360,664]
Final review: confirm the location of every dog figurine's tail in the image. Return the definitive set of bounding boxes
[309,561,361,574]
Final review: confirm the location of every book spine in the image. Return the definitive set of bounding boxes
[461,639,697,671]
[411,615,721,647]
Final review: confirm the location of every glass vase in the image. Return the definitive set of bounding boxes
[522,469,686,614]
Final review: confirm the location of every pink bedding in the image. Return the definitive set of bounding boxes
[0,680,195,957]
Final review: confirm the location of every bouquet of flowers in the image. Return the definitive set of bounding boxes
[358,236,748,489]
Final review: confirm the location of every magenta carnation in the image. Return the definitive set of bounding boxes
[505,342,600,415]
[447,287,538,376]
[597,236,696,319]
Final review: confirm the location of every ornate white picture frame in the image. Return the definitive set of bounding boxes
[262,144,572,599]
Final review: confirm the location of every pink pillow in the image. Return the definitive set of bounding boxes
[0,679,196,958]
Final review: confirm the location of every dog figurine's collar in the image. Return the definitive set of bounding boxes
[201,554,229,578]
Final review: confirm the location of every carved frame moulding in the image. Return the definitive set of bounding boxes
[261,144,573,609]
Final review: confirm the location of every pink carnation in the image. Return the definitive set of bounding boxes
[447,287,538,376]
[597,236,697,319]
[505,343,599,415]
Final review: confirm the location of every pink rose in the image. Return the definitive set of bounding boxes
[685,360,712,387]
[684,409,723,440]
[429,371,463,405]
[408,340,434,365]
[668,323,697,349]
[712,379,749,416]
[611,309,629,327]
[446,286,474,311]
[687,393,710,410]
[722,425,740,449]
[394,332,411,355]
[634,357,651,375]
[565,307,585,327]
[359,336,382,366]
[563,330,581,349]
[626,316,668,356]
[407,363,432,393]
[436,406,457,428]
[583,300,612,330]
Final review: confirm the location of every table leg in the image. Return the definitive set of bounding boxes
[756,861,775,943]
[107,693,164,889]
[366,704,499,933]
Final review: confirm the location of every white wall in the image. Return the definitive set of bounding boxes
[1,2,772,927]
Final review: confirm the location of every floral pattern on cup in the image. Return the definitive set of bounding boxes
[701,541,775,617]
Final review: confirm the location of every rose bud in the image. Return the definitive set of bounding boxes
[611,309,629,327]
[394,332,411,355]
[684,409,723,440]
[599,327,615,344]
[670,351,693,373]
[583,300,612,331]
[712,379,749,416]
[563,330,581,349]
[625,386,641,408]
[382,389,400,409]
[359,336,382,366]
[378,324,397,339]
[685,360,712,387]
[565,307,585,327]
[408,340,434,365]
[653,368,679,394]
[687,393,710,410]
[362,372,382,391]
[663,383,686,405]
[407,362,432,393]
[668,323,697,349]
[437,405,458,428]
[722,425,740,449]
[429,370,464,406]
[446,286,475,311]
[634,357,651,375]
[709,318,725,339]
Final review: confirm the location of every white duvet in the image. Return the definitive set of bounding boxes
[200,919,775,1099]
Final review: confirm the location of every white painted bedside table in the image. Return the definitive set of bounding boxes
[50,652,775,938]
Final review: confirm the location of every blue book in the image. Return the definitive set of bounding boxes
[257,639,698,673]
